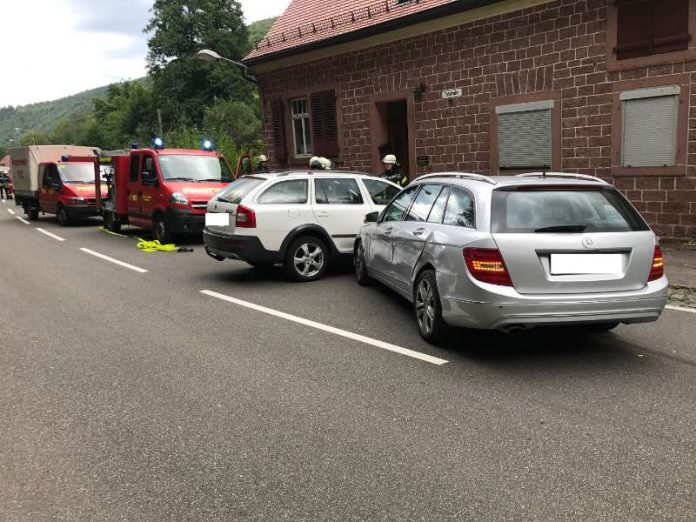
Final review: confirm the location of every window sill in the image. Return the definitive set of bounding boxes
[607,47,696,72]
[611,166,687,177]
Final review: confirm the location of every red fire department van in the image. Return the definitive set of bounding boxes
[10,145,103,224]
[94,141,234,242]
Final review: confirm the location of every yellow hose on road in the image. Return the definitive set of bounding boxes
[100,227,179,253]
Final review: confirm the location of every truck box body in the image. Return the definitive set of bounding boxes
[10,145,98,197]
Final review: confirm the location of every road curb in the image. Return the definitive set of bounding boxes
[668,284,696,310]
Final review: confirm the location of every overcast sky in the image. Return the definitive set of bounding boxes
[1,0,290,108]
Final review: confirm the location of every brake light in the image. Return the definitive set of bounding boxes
[648,245,664,282]
[235,205,256,228]
[463,248,513,286]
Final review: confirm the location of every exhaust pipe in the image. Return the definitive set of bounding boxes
[501,325,528,336]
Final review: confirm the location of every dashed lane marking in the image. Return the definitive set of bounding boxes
[200,289,449,366]
[36,228,66,242]
[79,248,148,273]
[16,216,30,225]
[7,209,15,215]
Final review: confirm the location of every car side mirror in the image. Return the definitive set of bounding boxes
[142,171,158,187]
[365,211,379,223]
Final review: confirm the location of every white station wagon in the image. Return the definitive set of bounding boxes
[203,171,401,281]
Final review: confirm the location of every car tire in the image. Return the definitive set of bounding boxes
[153,214,173,244]
[56,205,70,226]
[581,322,619,334]
[414,269,448,344]
[104,212,121,233]
[28,207,39,221]
[284,236,329,282]
[354,241,373,286]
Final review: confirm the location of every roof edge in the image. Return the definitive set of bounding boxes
[244,0,503,66]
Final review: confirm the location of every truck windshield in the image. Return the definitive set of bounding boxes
[57,163,96,184]
[158,155,232,183]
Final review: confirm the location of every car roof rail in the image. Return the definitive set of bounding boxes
[516,172,609,184]
[416,172,497,185]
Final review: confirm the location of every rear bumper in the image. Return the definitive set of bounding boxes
[203,228,281,264]
[166,209,205,234]
[439,276,669,330]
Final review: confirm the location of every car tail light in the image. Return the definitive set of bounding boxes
[235,205,256,228]
[648,245,664,282]
[463,248,513,286]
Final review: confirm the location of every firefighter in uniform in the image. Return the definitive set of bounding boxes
[379,154,408,186]
[255,155,270,173]
[0,173,9,199]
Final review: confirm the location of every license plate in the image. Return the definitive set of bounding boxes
[205,212,229,227]
[550,254,623,275]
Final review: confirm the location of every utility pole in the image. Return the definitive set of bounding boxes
[157,109,164,137]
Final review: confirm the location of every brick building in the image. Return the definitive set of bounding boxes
[244,0,696,239]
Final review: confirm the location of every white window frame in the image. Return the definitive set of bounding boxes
[291,98,312,157]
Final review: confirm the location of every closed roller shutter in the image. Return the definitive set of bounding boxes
[497,108,552,169]
[622,95,677,167]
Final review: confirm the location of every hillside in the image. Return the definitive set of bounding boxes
[0,17,277,151]
[0,85,110,146]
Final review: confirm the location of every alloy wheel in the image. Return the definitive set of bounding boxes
[293,242,324,278]
[415,278,435,336]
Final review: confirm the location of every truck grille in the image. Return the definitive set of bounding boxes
[191,201,208,211]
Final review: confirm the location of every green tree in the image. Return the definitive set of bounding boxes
[247,18,277,50]
[203,98,261,149]
[145,0,253,126]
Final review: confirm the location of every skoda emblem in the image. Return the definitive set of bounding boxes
[582,236,594,249]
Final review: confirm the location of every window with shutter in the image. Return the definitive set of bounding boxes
[496,101,553,170]
[310,90,339,158]
[270,97,288,164]
[615,0,690,60]
[621,87,679,167]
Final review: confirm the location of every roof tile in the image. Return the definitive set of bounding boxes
[245,0,457,62]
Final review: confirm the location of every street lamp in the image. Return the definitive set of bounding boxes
[197,49,257,84]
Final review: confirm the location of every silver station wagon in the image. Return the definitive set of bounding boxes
[354,173,668,343]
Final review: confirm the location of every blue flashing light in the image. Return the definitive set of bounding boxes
[152,137,165,149]
[131,143,139,149]
[60,155,70,162]
[202,139,214,151]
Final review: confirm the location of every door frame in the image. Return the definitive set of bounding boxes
[369,90,416,183]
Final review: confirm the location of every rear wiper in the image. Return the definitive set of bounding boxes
[534,225,587,233]
[216,197,233,203]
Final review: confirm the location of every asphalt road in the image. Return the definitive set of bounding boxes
[1,199,695,521]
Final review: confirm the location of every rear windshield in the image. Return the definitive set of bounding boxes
[491,187,650,233]
[214,177,265,204]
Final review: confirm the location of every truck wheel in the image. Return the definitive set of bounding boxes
[104,212,121,233]
[56,205,70,226]
[153,214,173,244]
[28,208,39,221]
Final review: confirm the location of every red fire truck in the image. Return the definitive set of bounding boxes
[10,145,103,224]
[93,141,234,242]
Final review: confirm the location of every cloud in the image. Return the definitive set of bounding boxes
[70,0,152,36]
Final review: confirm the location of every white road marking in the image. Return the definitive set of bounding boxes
[7,208,15,215]
[36,228,66,242]
[79,248,148,273]
[666,304,696,315]
[16,216,30,225]
[201,289,450,366]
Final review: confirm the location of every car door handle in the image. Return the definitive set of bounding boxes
[316,211,330,217]
[412,228,425,236]
[384,227,393,236]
